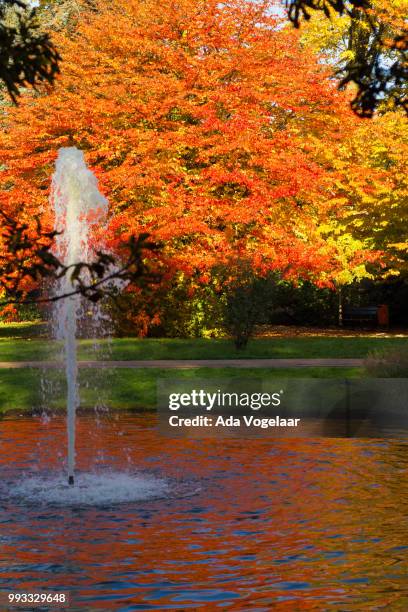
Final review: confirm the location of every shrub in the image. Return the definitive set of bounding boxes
[153,281,225,338]
[365,348,408,377]
[222,268,282,349]
[108,276,225,338]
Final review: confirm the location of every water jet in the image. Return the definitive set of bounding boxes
[51,147,108,486]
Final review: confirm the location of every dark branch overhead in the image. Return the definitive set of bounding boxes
[0,0,60,103]
[285,0,407,116]
[0,209,161,306]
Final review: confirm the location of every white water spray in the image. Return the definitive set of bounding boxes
[51,147,108,486]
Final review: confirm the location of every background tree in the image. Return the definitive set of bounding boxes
[0,0,380,329]
[1,0,406,333]
[286,0,407,116]
[331,112,408,277]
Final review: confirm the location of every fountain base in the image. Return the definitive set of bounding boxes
[9,472,170,506]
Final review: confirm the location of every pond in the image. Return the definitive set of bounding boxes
[0,413,407,610]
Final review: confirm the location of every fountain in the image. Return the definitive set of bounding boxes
[51,147,109,486]
[6,146,171,505]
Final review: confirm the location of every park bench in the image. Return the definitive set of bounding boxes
[342,305,389,328]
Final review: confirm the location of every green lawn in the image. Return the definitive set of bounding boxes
[1,321,404,413]
[0,326,407,362]
[0,366,363,414]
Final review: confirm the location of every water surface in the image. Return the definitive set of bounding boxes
[0,413,407,610]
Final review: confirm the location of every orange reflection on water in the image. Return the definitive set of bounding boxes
[1,414,407,610]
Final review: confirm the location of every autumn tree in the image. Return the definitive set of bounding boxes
[0,0,381,329]
[300,9,408,275]
[329,113,408,278]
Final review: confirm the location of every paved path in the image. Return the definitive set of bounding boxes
[0,358,364,369]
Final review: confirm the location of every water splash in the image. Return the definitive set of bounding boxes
[9,472,169,506]
[51,147,108,485]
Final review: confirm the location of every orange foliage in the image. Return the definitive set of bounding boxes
[0,0,367,289]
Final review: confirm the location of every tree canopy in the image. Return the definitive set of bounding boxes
[0,1,375,287]
[0,0,406,115]
[0,0,406,331]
